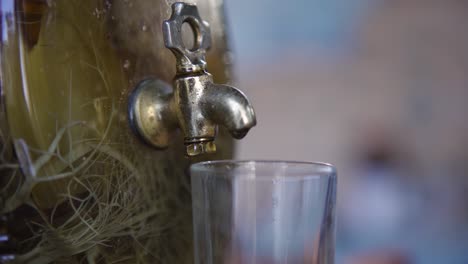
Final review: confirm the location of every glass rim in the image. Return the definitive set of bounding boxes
[190,160,337,179]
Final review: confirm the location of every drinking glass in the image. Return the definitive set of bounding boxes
[191,160,337,264]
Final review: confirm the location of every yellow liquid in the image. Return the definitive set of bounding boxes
[1,0,232,262]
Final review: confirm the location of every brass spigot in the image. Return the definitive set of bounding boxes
[129,2,256,156]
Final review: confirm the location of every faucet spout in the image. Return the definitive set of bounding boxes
[173,73,256,156]
[203,83,256,139]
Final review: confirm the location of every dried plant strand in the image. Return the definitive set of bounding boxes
[2,1,195,262]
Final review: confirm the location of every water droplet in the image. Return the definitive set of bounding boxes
[93,8,101,19]
[273,177,280,184]
[142,24,148,32]
[123,60,131,69]
[272,196,279,207]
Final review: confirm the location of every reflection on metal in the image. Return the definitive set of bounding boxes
[129,2,256,156]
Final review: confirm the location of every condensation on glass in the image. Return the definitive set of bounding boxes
[0,0,234,263]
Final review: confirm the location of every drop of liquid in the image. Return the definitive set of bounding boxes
[272,196,279,207]
[123,60,131,69]
[93,8,101,19]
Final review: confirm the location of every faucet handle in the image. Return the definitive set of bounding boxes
[163,2,211,73]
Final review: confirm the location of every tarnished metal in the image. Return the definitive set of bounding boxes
[164,2,211,73]
[129,2,256,156]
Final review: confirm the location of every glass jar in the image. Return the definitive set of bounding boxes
[0,0,234,262]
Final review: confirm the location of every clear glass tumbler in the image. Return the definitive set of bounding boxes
[190,160,337,264]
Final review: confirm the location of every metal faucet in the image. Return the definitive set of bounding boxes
[129,2,256,156]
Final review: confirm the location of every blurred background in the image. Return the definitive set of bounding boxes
[224,0,468,263]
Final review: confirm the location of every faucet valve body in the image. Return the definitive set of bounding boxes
[128,2,256,156]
